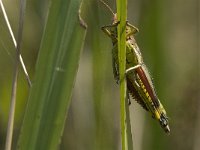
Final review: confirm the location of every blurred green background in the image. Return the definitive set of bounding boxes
[0,0,199,149]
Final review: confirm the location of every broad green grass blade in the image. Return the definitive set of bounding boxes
[17,0,87,149]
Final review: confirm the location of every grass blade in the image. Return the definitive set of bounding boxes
[17,0,87,149]
[0,0,31,86]
[116,0,133,149]
[4,0,26,149]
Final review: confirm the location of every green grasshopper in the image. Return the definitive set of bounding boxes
[100,0,170,134]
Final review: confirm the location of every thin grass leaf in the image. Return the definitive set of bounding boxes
[17,0,87,149]
[125,95,133,150]
[0,0,31,86]
[4,0,26,149]
[116,0,132,150]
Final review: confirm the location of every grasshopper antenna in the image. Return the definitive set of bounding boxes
[99,0,115,16]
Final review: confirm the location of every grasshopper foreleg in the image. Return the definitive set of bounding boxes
[126,21,139,37]
[101,21,120,41]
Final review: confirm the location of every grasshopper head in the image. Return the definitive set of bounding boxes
[159,113,170,134]
[112,13,118,24]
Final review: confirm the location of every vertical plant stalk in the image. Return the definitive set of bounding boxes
[4,0,26,150]
[0,0,31,87]
[116,0,129,150]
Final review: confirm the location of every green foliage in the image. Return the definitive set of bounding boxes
[0,0,199,149]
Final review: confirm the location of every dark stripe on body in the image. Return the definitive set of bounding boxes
[136,67,160,108]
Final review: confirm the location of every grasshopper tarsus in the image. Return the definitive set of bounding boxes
[126,92,131,105]
[128,98,131,105]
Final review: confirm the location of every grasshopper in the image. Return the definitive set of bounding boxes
[100,0,170,134]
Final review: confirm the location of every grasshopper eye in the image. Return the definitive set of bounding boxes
[112,14,118,23]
